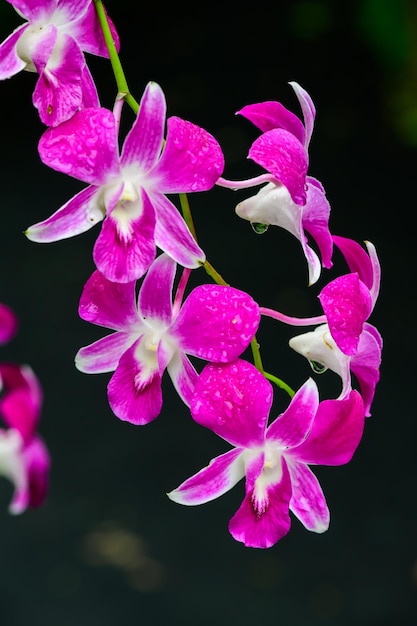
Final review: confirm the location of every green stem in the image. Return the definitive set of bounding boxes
[179,193,198,241]
[263,371,295,397]
[93,0,140,114]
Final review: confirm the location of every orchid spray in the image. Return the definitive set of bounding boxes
[0,0,382,548]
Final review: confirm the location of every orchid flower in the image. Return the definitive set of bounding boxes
[168,358,365,548]
[0,0,119,126]
[0,302,18,344]
[25,81,224,283]
[217,82,333,285]
[288,237,382,416]
[0,363,50,513]
[260,237,382,416]
[75,253,260,425]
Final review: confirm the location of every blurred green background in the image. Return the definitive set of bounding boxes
[0,1,416,624]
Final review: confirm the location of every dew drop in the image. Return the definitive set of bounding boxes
[251,222,269,234]
[309,360,328,374]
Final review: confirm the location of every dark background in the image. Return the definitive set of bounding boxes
[0,1,416,624]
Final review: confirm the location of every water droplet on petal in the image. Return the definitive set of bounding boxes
[251,222,269,234]
[309,360,328,374]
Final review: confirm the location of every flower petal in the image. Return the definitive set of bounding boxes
[290,391,365,466]
[248,129,308,205]
[287,460,329,532]
[121,81,166,171]
[167,352,199,406]
[78,270,139,329]
[75,331,138,374]
[38,107,119,183]
[93,191,156,283]
[0,25,27,79]
[350,325,382,417]
[333,236,381,307]
[153,116,224,192]
[0,303,18,344]
[138,253,175,324]
[152,192,205,267]
[229,459,292,548]
[266,378,319,448]
[289,82,316,150]
[237,100,305,143]
[107,341,163,425]
[167,448,244,505]
[0,364,42,440]
[21,436,50,509]
[190,359,272,447]
[173,284,260,361]
[25,185,102,242]
[32,32,84,126]
[302,177,333,270]
[74,1,120,56]
[319,273,373,355]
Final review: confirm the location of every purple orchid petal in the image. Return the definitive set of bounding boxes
[32,32,84,126]
[332,235,373,288]
[38,107,119,183]
[167,352,199,407]
[290,391,365,466]
[266,378,319,448]
[302,176,333,269]
[9,0,55,20]
[287,460,329,532]
[319,273,373,356]
[229,459,292,548]
[237,100,306,143]
[73,1,120,56]
[173,284,260,361]
[350,325,382,417]
[80,62,100,108]
[249,129,308,205]
[78,270,139,329]
[289,82,316,150]
[0,364,42,440]
[152,192,205,267]
[168,447,244,505]
[153,116,224,192]
[138,253,175,324]
[22,436,50,509]
[190,360,272,447]
[333,236,381,307]
[93,192,156,283]
[0,303,18,344]
[0,25,27,79]
[107,341,163,425]
[25,185,102,242]
[121,81,166,171]
[75,331,138,374]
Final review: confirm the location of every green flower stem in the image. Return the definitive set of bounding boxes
[263,371,295,397]
[179,193,198,241]
[93,0,139,114]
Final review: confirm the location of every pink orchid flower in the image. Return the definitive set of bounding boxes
[168,358,364,548]
[0,302,18,344]
[25,81,224,282]
[286,237,382,416]
[0,0,119,126]
[75,253,260,425]
[217,82,333,285]
[0,363,50,513]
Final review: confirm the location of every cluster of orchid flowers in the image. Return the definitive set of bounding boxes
[0,0,382,548]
